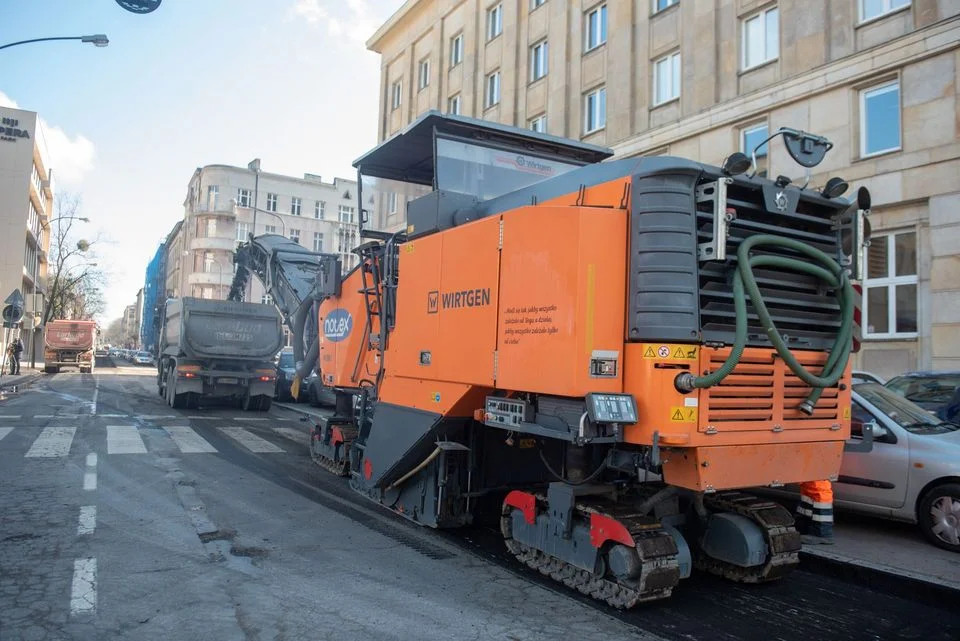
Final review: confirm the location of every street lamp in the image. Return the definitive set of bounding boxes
[0,35,109,51]
[43,215,90,230]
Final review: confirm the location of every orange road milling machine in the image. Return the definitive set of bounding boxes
[247,112,874,608]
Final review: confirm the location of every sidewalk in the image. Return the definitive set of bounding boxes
[800,511,960,605]
[0,366,43,389]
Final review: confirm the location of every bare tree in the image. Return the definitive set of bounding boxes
[43,193,102,324]
[102,317,125,346]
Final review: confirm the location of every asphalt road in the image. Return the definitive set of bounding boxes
[0,363,957,641]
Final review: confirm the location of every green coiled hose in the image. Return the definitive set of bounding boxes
[676,234,855,414]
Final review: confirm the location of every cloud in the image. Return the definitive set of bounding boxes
[0,91,96,185]
[289,0,378,43]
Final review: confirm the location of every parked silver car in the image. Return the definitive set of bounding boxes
[763,382,960,552]
[840,383,959,551]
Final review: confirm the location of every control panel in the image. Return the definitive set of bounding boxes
[585,393,638,425]
[484,397,535,428]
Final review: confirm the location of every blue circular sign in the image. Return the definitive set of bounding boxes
[323,309,353,343]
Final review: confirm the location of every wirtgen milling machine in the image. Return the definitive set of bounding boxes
[251,112,872,608]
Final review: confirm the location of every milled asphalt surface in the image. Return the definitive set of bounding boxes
[0,361,958,641]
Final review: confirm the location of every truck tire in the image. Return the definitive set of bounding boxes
[242,394,271,412]
[44,366,57,374]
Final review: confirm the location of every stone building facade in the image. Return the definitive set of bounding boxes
[367,0,960,376]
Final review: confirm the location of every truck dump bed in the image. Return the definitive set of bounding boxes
[45,321,97,351]
[162,298,283,361]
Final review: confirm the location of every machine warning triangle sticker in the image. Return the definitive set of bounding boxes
[671,409,685,421]
[643,346,656,358]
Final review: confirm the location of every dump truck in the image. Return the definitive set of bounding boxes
[232,111,872,608]
[156,297,283,410]
[44,319,98,374]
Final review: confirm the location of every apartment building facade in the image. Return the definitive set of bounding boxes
[165,164,363,334]
[368,0,960,376]
[0,105,53,365]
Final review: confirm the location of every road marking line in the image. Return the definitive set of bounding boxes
[218,426,285,453]
[163,426,217,453]
[140,415,176,419]
[273,427,309,446]
[98,414,127,418]
[25,426,77,458]
[78,506,96,535]
[106,425,147,454]
[0,415,22,419]
[84,453,97,490]
[234,417,271,422]
[0,427,12,442]
[91,375,99,414]
[70,558,97,614]
[33,415,54,418]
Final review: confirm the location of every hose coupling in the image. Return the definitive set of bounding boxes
[674,372,696,393]
[797,399,816,416]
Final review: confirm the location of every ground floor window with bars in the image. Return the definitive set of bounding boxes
[863,230,917,338]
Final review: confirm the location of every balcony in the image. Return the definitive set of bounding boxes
[187,271,232,287]
[192,203,237,217]
[190,236,236,252]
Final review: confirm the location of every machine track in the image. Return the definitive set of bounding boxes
[309,422,356,477]
[693,490,801,582]
[500,494,681,609]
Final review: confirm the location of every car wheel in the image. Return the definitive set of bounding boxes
[918,483,960,552]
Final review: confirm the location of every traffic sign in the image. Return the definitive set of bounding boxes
[3,289,24,308]
[2,304,23,327]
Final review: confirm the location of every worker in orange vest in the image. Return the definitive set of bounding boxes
[796,480,834,544]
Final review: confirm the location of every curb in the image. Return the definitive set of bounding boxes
[800,548,960,609]
[0,371,42,389]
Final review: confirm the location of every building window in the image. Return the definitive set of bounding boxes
[236,222,250,242]
[859,0,910,23]
[261,294,273,305]
[237,188,251,208]
[291,197,302,216]
[485,71,501,109]
[289,228,301,245]
[265,225,277,234]
[741,123,769,158]
[418,58,431,91]
[585,4,607,52]
[338,205,355,223]
[653,0,678,12]
[487,3,503,41]
[313,232,324,253]
[205,219,217,238]
[267,193,278,212]
[860,80,901,157]
[337,228,357,254]
[206,185,218,210]
[584,87,606,134]
[653,52,681,105]
[530,40,548,82]
[531,0,546,9]
[529,114,547,133]
[387,192,399,214]
[315,200,325,219]
[448,94,462,115]
[742,6,779,70]
[864,231,917,337]
[391,80,402,110]
[450,33,464,67]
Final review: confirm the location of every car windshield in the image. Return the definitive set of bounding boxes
[137,352,151,358]
[885,374,960,406]
[855,382,960,434]
[278,352,295,368]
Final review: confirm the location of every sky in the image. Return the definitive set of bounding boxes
[1,0,400,321]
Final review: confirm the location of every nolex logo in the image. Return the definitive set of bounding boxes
[323,308,353,342]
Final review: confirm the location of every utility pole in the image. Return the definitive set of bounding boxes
[247,158,261,301]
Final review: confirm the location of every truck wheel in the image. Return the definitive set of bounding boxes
[44,366,57,374]
[258,396,272,412]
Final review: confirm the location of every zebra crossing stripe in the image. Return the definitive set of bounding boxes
[218,426,285,453]
[0,427,12,442]
[162,426,217,454]
[106,426,148,454]
[25,426,77,458]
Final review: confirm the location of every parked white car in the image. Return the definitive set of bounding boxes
[133,351,154,366]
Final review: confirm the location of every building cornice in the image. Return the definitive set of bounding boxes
[367,0,428,52]
[613,16,960,158]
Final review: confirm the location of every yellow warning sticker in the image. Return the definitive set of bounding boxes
[642,344,699,360]
[670,407,698,423]
[842,406,851,419]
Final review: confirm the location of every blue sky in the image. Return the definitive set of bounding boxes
[1,0,398,320]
